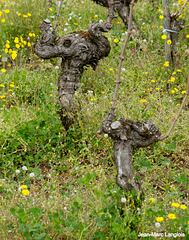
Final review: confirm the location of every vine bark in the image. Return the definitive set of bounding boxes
[35,19,111,129]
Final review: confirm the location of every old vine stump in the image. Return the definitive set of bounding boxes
[98,112,161,194]
[35,19,111,129]
[91,0,138,28]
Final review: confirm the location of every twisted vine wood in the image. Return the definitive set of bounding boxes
[35,19,111,129]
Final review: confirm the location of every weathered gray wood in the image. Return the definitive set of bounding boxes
[170,15,185,67]
[98,112,161,194]
[35,20,111,129]
[162,0,187,67]
[91,0,137,28]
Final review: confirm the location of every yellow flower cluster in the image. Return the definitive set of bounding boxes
[156,217,164,222]
[114,39,119,43]
[164,61,169,67]
[168,213,176,219]
[140,99,147,103]
[21,184,30,196]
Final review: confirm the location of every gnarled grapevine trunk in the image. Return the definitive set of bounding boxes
[98,112,161,194]
[35,19,111,129]
[91,0,138,28]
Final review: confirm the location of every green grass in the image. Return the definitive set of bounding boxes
[0,0,189,239]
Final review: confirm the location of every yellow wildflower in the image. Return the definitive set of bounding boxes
[21,185,27,189]
[0,84,5,87]
[168,213,176,219]
[22,189,30,196]
[1,19,5,23]
[159,15,164,19]
[4,48,8,53]
[10,84,14,88]
[114,39,119,43]
[5,9,10,13]
[0,11,2,17]
[164,61,169,67]
[172,72,176,75]
[182,90,186,94]
[12,51,18,60]
[168,77,175,82]
[49,8,53,11]
[186,35,189,38]
[180,205,187,210]
[32,33,36,37]
[0,96,5,99]
[156,217,164,222]
[171,90,175,93]
[167,40,172,45]
[158,8,162,12]
[17,13,21,16]
[14,37,19,43]
[161,35,167,39]
[177,69,181,72]
[20,36,24,43]
[28,42,31,47]
[23,15,28,18]
[149,198,155,202]
[27,13,31,16]
[29,33,33,37]
[1,69,6,73]
[151,80,155,83]
[171,202,180,207]
[15,44,20,49]
[140,99,147,103]
[5,44,10,48]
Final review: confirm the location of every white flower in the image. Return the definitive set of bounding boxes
[137,207,141,212]
[143,39,147,42]
[64,28,68,32]
[55,66,59,69]
[87,90,93,94]
[64,207,67,210]
[56,1,61,7]
[104,134,108,138]
[121,68,126,72]
[29,173,35,178]
[15,169,20,174]
[22,166,28,171]
[50,83,53,86]
[75,166,79,170]
[121,197,127,203]
[99,19,103,23]
[155,222,161,228]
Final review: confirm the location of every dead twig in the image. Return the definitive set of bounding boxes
[182,23,189,29]
[54,0,64,31]
[175,0,188,19]
[159,75,189,141]
[111,0,135,114]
